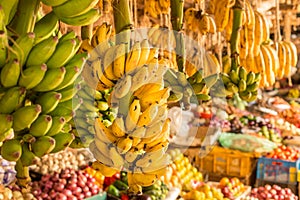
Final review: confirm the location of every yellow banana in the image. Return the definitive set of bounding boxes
[238,25,248,59]
[277,42,286,79]
[137,39,150,67]
[137,103,159,127]
[260,45,275,86]
[139,87,170,111]
[133,83,163,99]
[91,160,119,177]
[89,141,114,166]
[125,41,141,73]
[112,43,126,78]
[103,45,119,81]
[111,115,126,137]
[109,146,124,168]
[281,41,292,78]
[283,41,298,67]
[254,11,263,56]
[116,136,133,154]
[95,118,118,144]
[125,99,141,132]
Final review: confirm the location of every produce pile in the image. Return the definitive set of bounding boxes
[265,145,300,161]
[248,184,298,200]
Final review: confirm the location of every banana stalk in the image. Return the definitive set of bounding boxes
[9,0,40,35]
[113,0,132,51]
[229,0,244,71]
[170,0,185,72]
[15,160,31,188]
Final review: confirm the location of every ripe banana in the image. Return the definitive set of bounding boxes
[125,41,141,73]
[112,43,126,78]
[125,99,141,132]
[116,136,133,154]
[111,115,126,137]
[137,103,159,127]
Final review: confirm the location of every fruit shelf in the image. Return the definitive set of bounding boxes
[256,157,300,185]
[207,182,252,200]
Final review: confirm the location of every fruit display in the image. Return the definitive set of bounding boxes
[278,101,300,128]
[30,168,100,200]
[265,145,300,161]
[218,177,247,199]
[268,116,300,136]
[164,149,203,191]
[29,148,93,175]
[181,183,225,200]
[0,184,36,200]
[249,184,298,200]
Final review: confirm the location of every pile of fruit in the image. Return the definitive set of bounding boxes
[268,117,300,136]
[30,168,100,200]
[218,177,246,199]
[182,183,225,200]
[164,149,203,191]
[265,145,300,161]
[0,184,35,200]
[249,184,298,200]
[278,101,300,128]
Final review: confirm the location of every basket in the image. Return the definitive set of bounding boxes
[256,157,300,185]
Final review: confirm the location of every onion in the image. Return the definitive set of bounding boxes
[82,186,90,193]
[86,181,94,188]
[76,193,85,200]
[67,183,77,190]
[85,191,92,197]
[77,180,85,188]
[91,188,99,195]
[49,190,57,198]
[41,193,48,199]
[67,196,77,200]
[54,183,65,191]
[55,193,67,200]
[62,189,72,197]
[73,187,82,195]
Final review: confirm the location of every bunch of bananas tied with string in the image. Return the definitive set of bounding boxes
[224,0,298,88]
[184,8,216,35]
[0,5,92,186]
[144,0,170,18]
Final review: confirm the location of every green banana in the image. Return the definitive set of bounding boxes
[18,64,47,89]
[40,0,68,7]
[0,58,20,88]
[29,115,53,137]
[59,8,101,26]
[12,104,42,131]
[69,136,86,148]
[220,73,231,84]
[31,135,56,157]
[46,116,66,136]
[202,73,219,88]
[0,31,8,68]
[229,70,240,84]
[240,91,252,101]
[0,139,22,162]
[176,71,189,87]
[57,96,83,111]
[54,61,85,90]
[32,67,66,92]
[246,71,255,85]
[33,11,59,44]
[52,0,99,18]
[10,32,35,66]
[167,92,183,103]
[238,66,247,81]
[20,143,39,166]
[238,79,247,92]
[51,132,75,153]
[56,83,80,102]
[81,99,98,112]
[163,69,179,85]
[61,123,72,133]
[226,82,239,93]
[49,105,74,121]
[0,114,13,134]
[0,0,19,25]
[22,133,36,143]
[26,36,59,66]
[0,128,13,142]
[247,82,259,92]
[35,91,62,114]
[254,73,261,82]
[0,86,26,114]
[59,31,76,42]
[97,101,109,111]
[46,39,77,68]
[191,82,206,94]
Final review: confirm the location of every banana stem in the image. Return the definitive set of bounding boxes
[113,0,132,51]
[170,0,185,72]
[15,160,31,188]
[229,0,244,71]
[81,25,94,41]
[9,0,40,36]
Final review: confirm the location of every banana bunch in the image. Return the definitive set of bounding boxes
[184,8,216,35]
[144,0,170,18]
[208,0,235,32]
[0,6,90,184]
[220,66,261,101]
[41,0,101,26]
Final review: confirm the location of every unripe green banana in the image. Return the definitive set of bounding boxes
[57,96,83,111]
[20,143,39,166]
[26,36,59,66]
[29,115,53,137]
[22,133,36,143]
[31,136,56,157]
[196,94,211,101]
[202,73,219,88]
[18,64,47,89]
[238,79,247,92]
[0,86,26,114]
[56,83,80,102]
[11,32,36,66]
[247,82,259,92]
[167,92,183,103]
[81,99,98,112]
[229,70,240,84]
[58,8,101,26]
[0,59,20,88]
[35,91,62,114]
[254,72,261,82]
[163,69,179,86]
[49,105,74,122]
[176,71,189,87]
[191,82,206,94]
[226,82,239,93]
[46,116,66,136]
[0,31,8,68]
[0,0,19,25]
[240,91,252,101]
[0,128,13,142]
[246,71,256,85]
[1,139,22,161]
[0,114,13,133]
[33,11,59,44]
[12,104,42,131]
[61,123,72,133]
[52,0,99,18]
[238,66,247,81]
[69,136,86,148]
[32,67,66,92]
[50,132,75,153]
[59,31,76,42]
[97,101,109,111]
[220,73,231,84]
[40,0,68,7]
[46,39,77,68]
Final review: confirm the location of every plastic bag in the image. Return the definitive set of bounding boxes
[218,133,277,153]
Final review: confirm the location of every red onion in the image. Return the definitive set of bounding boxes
[82,186,90,193]
[85,191,92,197]
[62,189,72,197]
[54,183,65,191]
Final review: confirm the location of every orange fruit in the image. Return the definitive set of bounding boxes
[219,177,230,187]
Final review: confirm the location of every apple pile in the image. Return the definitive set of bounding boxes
[249,184,298,200]
[266,145,300,161]
[218,177,246,199]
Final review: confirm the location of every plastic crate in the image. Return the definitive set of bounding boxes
[195,146,259,178]
[256,157,300,185]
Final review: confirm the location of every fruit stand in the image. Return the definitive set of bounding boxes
[0,0,300,199]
